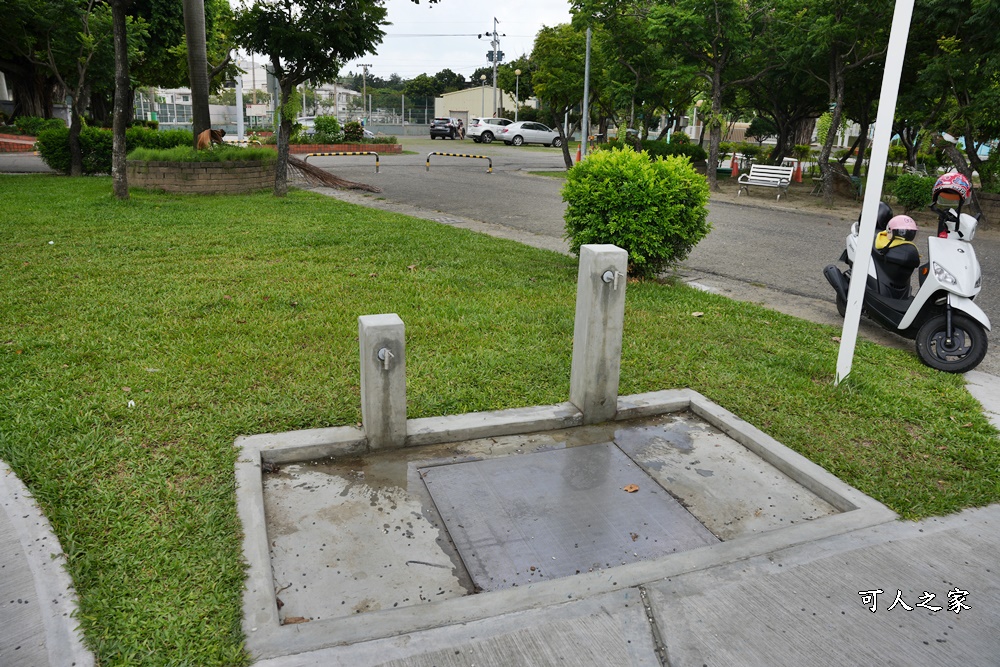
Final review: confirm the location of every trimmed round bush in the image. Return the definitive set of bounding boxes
[562,146,711,278]
[893,173,936,212]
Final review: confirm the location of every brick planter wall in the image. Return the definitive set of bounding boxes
[128,160,274,194]
[976,192,1000,228]
[0,133,37,153]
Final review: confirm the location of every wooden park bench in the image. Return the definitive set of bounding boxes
[737,164,795,200]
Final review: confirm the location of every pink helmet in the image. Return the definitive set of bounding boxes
[887,215,918,242]
[933,172,972,207]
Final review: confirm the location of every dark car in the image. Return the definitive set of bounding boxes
[430,117,460,139]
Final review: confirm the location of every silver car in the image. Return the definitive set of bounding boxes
[467,117,513,144]
[500,121,563,147]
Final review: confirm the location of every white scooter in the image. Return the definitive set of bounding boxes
[823,188,990,373]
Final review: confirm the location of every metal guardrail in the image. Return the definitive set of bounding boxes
[425,152,493,174]
[303,151,380,173]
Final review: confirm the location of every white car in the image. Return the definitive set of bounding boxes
[467,117,513,144]
[500,121,563,147]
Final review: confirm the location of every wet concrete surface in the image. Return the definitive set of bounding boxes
[262,412,837,625]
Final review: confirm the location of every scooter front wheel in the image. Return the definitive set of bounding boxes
[915,313,988,373]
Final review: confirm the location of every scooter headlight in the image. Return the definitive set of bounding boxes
[932,261,957,286]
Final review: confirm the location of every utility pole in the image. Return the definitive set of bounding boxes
[483,18,504,117]
[360,63,372,125]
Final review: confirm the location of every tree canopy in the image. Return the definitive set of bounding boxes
[233,0,389,196]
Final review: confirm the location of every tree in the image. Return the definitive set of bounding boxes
[777,0,893,203]
[434,68,466,92]
[649,0,773,191]
[234,0,389,196]
[404,73,440,99]
[912,0,1000,193]
[39,0,116,176]
[0,0,61,118]
[532,24,587,168]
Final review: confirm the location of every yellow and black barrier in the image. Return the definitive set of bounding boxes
[425,152,493,174]
[303,151,380,173]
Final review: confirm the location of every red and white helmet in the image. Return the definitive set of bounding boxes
[887,214,918,242]
[933,172,972,207]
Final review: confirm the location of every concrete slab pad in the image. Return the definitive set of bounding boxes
[236,390,896,661]
[421,442,718,591]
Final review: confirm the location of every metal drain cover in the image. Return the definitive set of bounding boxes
[421,442,719,591]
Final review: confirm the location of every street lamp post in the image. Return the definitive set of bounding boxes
[514,69,521,122]
[480,74,486,116]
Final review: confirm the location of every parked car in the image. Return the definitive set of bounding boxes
[467,117,513,144]
[430,117,460,139]
[500,121,563,147]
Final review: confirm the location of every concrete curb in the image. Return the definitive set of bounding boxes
[0,461,93,667]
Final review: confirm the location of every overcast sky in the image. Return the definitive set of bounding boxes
[340,0,574,82]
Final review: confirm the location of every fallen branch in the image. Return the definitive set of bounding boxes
[287,155,382,192]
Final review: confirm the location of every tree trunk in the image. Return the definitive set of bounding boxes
[274,78,294,197]
[111,0,130,200]
[3,61,54,118]
[183,0,211,145]
[706,67,723,192]
[558,123,573,169]
[819,55,846,206]
[68,97,84,176]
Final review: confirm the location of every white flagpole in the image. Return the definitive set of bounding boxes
[835,0,916,384]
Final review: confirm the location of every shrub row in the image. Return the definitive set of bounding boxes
[595,138,708,163]
[7,116,66,137]
[36,126,194,174]
[126,145,276,163]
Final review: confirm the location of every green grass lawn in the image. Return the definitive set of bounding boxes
[1,175,998,665]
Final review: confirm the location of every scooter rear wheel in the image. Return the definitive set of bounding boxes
[915,313,988,373]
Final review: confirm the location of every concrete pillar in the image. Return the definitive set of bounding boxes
[569,244,628,424]
[359,314,406,449]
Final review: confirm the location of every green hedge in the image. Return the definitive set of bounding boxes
[36,126,193,174]
[596,138,707,163]
[11,116,66,136]
[563,146,711,278]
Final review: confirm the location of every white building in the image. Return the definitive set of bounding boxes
[133,57,361,129]
[434,88,518,127]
